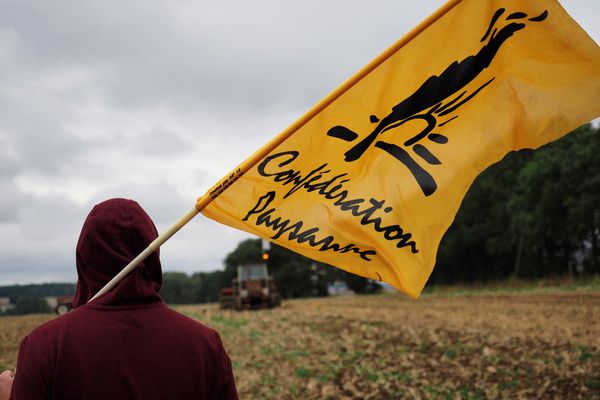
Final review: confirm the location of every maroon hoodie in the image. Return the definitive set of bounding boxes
[10,199,238,400]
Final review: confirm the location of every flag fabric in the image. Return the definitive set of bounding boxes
[200,0,600,298]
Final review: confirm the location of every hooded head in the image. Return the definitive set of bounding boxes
[73,198,163,308]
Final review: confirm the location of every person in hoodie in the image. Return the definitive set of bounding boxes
[3,198,238,400]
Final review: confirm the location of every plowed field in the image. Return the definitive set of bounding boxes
[2,290,599,399]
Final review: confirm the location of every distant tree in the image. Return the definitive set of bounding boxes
[0,283,75,301]
[432,124,600,285]
[161,272,195,304]
[342,273,383,294]
[508,124,600,277]
[190,271,225,303]
[433,149,531,284]
[223,239,262,268]
[9,297,51,315]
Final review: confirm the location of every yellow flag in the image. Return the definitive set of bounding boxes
[199,0,600,298]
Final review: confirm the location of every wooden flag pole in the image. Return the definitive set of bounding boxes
[89,0,463,303]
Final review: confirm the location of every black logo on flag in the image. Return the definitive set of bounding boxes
[327,8,548,196]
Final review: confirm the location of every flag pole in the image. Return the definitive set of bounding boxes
[89,0,463,303]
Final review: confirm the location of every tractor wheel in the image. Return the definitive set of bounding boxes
[234,297,243,311]
[268,294,281,308]
[56,304,70,315]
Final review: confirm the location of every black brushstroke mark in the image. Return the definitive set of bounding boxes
[428,133,449,143]
[481,8,505,42]
[327,7,548,196]
[529,10,548,22]
[438,117,458,128]
[328,126,358,142]
[434,90,466,114]
[437,77,495,117]
[413,144,441,165]
[375,272,382,282]
[375,141,437,196]
[508,12,527,20]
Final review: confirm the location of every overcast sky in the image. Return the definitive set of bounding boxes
[1,0,598,285]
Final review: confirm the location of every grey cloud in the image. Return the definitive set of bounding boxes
[17,195,88,241]
[0,0,444,114]
[3,0,597,117]
[136,126,192,156]
[0,89,91,175]
[91,181,192,225]
[0,141,35,222]
[0,137,20,177]
[0,194,86,284]
[0,260,76,285]
[0,179,32,222]
[14,130,88,175]
[0,2,172,69]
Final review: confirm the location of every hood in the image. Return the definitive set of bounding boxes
[74,198,163,308]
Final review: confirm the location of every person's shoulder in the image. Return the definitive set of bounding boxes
[16,307,85,352]
[24,306,86,341]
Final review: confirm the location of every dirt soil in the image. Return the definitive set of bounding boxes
[2,290,599,399]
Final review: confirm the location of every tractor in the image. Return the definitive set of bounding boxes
[219,263,281,310]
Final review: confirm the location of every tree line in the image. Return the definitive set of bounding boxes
[0,283,75,316]
[431,123,599,284]
[0,283,75,299]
